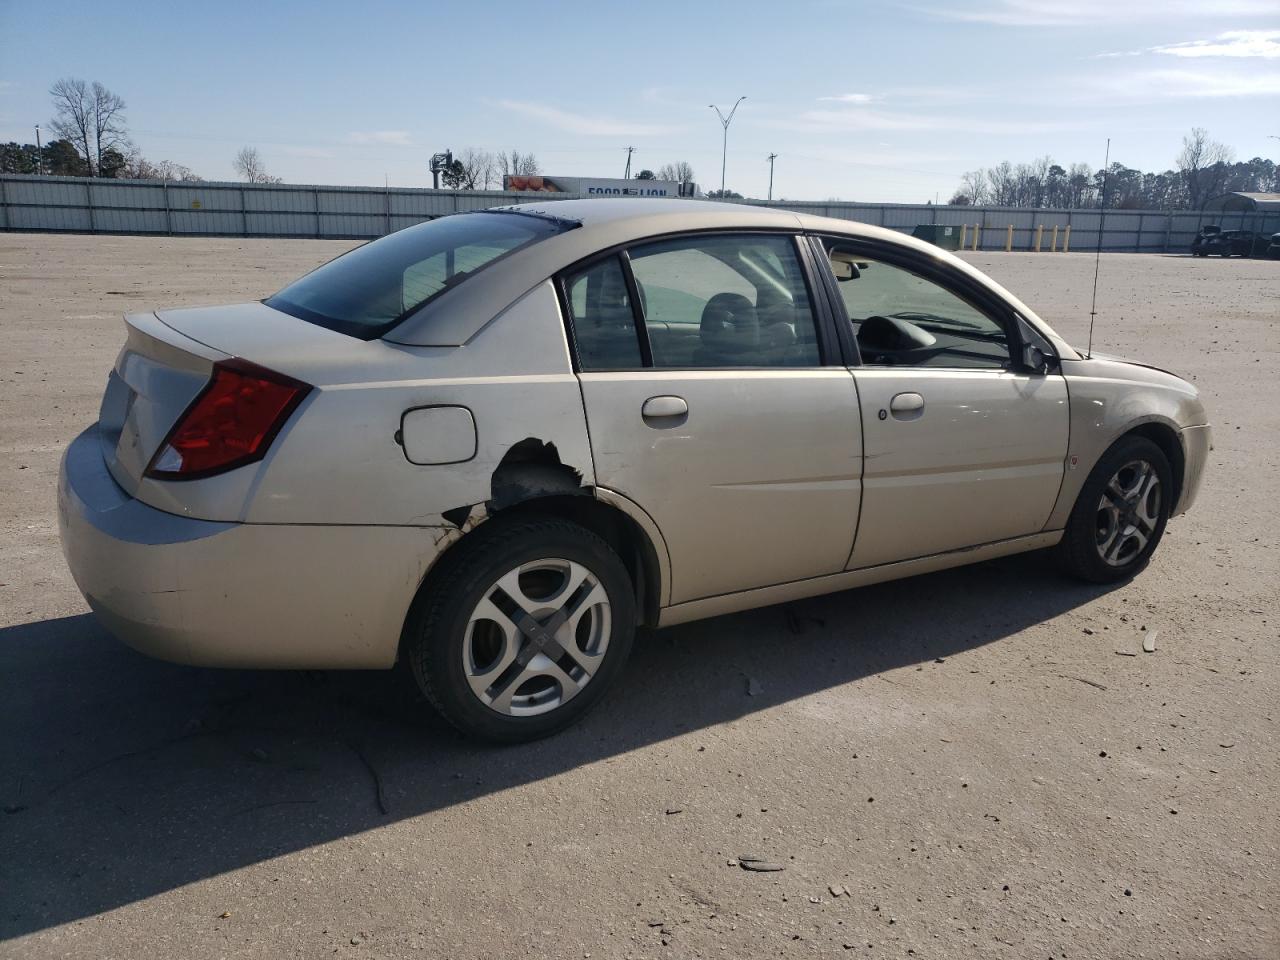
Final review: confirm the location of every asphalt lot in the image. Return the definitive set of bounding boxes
[1,234,1277,960]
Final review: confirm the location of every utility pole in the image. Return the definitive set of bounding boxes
[709,97,746,196]
[34,124,42,175]
[766,152,777,201]
[623,146,635,179]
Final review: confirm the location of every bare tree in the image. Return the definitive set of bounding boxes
[49,78,129,177]
[454,147,497,190]
[233,146,282,184]
[657,161,696,184]
[1177,127,1234,209]
[124,152,202,182]
[497,150,540,178]
[956,169,987,205]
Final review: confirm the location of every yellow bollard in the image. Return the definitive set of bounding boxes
[1034,225,1043,252]
[972,224,980,251]
[1005,224,1013,251]
[959,224,968,249]
[1062,224,1071,253]
[1051,225,1059,252]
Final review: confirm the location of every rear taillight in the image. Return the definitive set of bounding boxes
[145,359,310,480]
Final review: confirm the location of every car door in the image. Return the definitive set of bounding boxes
[816,236,1069,570]
[562,232,862,605]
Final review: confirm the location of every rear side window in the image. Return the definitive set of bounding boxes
[628,234,821,368]
[565,257,643,370]
[266,212,563,339]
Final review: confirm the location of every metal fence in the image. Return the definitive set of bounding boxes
[3,173,1277,253]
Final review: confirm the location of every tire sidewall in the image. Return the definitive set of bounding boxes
[411,518,636,743]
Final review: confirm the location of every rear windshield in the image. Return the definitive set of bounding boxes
[266,212,563,339]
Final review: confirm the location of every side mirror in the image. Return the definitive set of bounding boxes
[1022,343,1049,374]
[830,259,860,281]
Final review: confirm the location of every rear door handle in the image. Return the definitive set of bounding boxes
[642,395,688,420]
[888,392,925,420]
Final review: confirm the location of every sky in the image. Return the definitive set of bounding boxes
[1,0,1278,202]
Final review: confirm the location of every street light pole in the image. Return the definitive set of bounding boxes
[766,152,777,201]
[35,124,42,175]
[709,96,746,196]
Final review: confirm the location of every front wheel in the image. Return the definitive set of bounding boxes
[1056,435,1172,583]
[405,516,636,743]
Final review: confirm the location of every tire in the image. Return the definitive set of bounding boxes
[405,515,636,743]
[1056,435,1173,583]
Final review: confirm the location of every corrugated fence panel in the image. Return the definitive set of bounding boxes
[169,210,244,234]
[318,190,385,215]
[94,207,168,232]
[7,204,92,231]
[167,184,242,211]
[245,188,314,213]
[246,212,315,236]
[3,174,1274,252]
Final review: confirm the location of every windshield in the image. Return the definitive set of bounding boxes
[266,212,564,339]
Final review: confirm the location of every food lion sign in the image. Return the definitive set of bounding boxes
[504,175,685,197]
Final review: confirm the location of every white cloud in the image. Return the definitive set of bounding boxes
[347,130,412,146]
[916,0,1277,27]
[496,99,679,136]
[776,105,1083,135]
[1152,29,1280,59]
[281,145,335,159]
[1088,66,1280,100]
[817,93,879,104]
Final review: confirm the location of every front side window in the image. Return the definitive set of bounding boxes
[628,234,822,368]
[267,212,563,339]
[825,242,1011,369]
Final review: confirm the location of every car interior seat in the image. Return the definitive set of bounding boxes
[694,292,760,366]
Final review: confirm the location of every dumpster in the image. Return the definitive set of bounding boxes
[912,223,962,250]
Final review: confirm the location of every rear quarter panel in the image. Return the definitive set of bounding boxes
[244,281,596,527]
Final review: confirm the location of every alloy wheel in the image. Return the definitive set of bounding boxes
[1094,459,1162,567]
[463,558,612,716]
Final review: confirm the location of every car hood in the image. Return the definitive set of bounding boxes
[1081,351,1183,379]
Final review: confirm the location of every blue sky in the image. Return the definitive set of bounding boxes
[2,0,1277,201]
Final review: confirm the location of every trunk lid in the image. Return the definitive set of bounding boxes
[101,312,227,495]
[103,302,352,497]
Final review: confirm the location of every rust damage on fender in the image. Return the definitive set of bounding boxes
[437,438,590,533]
[486,438,590,512]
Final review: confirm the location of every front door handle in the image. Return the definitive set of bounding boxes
[888,392,925,420]
[642,395,688,420]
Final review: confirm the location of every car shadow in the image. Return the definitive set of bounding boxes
[1,550,1115,938]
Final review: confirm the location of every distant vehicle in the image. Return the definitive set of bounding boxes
[1191,226,1262,257]
[59,199,1211,742]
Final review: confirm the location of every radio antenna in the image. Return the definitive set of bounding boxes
[1086,137,1111,359]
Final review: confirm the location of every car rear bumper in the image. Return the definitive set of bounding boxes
[57,425,440,669]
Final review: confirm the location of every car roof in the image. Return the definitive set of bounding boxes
[384,198,1070,357]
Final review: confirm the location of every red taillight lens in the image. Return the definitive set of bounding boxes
[145,359,310,480]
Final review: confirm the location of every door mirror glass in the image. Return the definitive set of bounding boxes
[830,258,859,282]
[1022,343,1048,373]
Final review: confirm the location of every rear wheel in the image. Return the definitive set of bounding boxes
[1056,435,1172,583]
[405,516,636,742]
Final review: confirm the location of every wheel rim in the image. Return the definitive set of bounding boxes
[463,558,612,717]
[1094,459,1162,567]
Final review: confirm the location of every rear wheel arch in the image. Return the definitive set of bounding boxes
[494,495,663,628]
[400,493,664,666]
